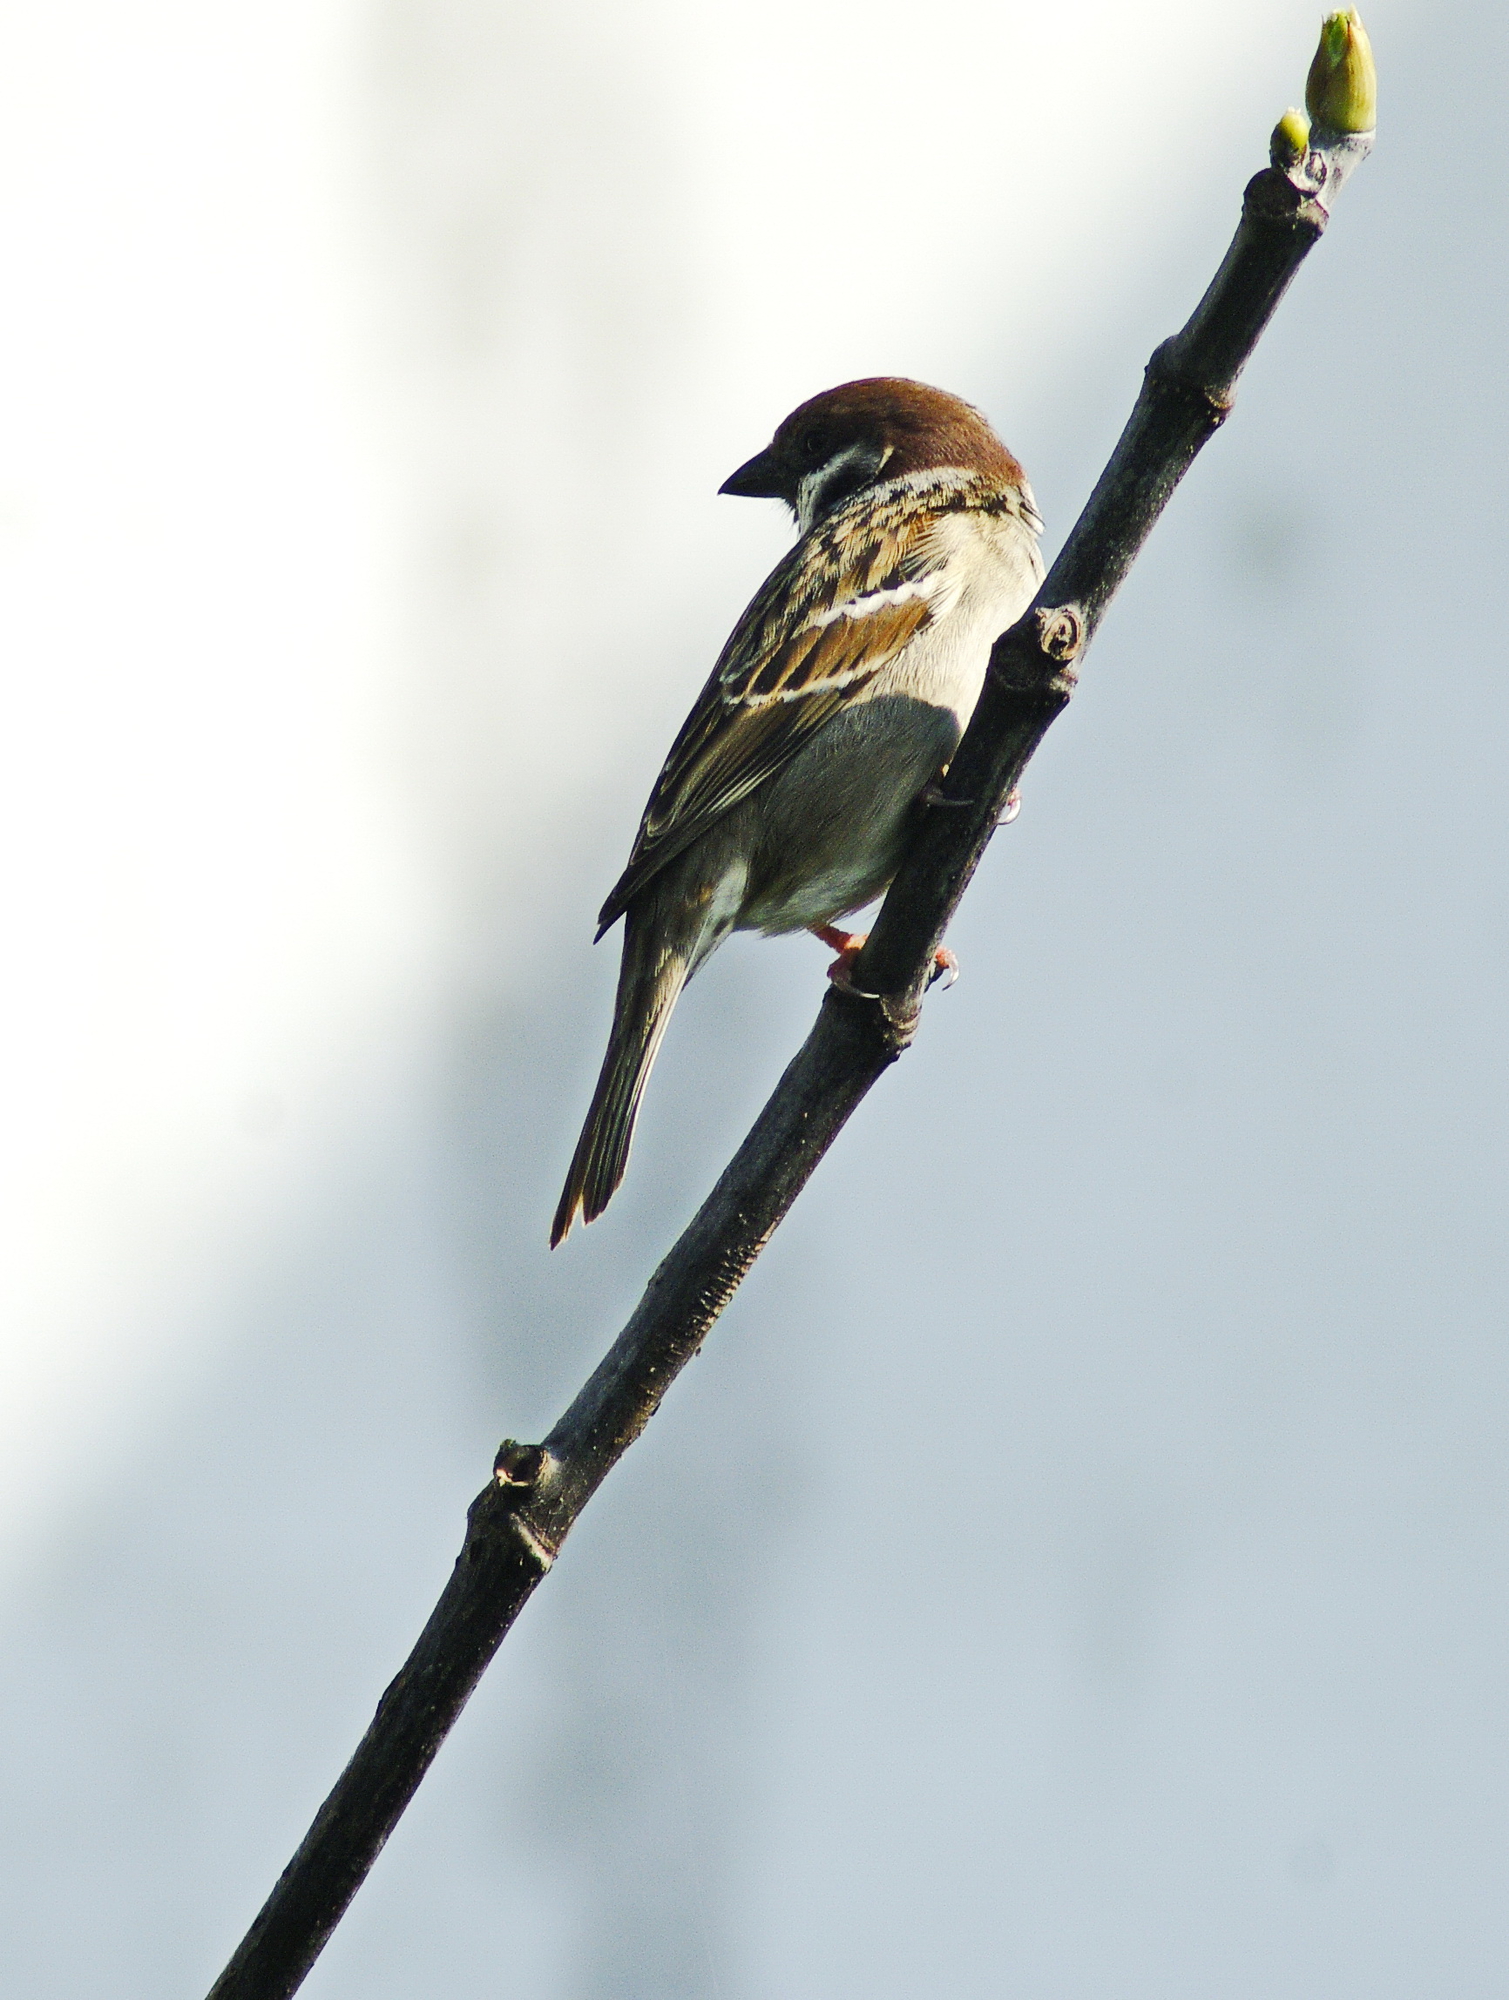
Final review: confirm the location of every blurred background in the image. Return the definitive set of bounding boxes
[4,0,1507,1993]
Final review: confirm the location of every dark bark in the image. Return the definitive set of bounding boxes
[205,134,1365,2000]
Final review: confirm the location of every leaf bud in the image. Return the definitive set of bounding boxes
[1305,10,1377,135]
[1270,106,1312,169]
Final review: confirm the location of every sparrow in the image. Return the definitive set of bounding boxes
[551,376,1044,1246]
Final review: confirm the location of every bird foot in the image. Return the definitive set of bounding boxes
[809,926,957,994]
[811,924,874,993]
[929,946,959,990]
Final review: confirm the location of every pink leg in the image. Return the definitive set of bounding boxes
[809,926,958,991]
[810,923,868,985]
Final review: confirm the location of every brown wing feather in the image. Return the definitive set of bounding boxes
[653,596,929,826]
[597,587,932,934]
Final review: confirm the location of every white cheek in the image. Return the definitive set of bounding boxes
[794,470,824,535]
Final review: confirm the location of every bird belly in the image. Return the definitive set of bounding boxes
[736,691,961,935]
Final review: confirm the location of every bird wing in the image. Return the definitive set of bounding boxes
[597,495,948,934]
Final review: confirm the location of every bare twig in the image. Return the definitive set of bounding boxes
[205,26,1374,1998]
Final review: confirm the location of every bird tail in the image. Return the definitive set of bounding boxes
[551,913,692,1246]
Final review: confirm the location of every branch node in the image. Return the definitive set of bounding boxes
[493,1439,548,1487]
[1241,163,1324,230]
[1034,604,1085,672]
[1145,339,1233,429]
[826,978,919,1051]
[987,603,1084,706]
[459,1447,562,1574]
[879,994,922,1039]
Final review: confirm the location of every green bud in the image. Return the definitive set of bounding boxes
[1270,106,1312,168]
[1305,10,1377,134]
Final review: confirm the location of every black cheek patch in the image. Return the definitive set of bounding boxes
[809,442,888,519]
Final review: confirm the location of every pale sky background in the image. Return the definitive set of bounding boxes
[10,1,1509,1995]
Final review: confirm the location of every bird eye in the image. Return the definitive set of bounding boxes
[800,426,828,462]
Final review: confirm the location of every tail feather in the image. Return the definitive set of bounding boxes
[551,921,691,1246]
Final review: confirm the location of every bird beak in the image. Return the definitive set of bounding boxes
[718,446,786,499]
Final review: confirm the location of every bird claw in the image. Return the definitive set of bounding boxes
[827,961,882,1000]
[927,947,959,991]
[811,926,957,997]
[812,925,879,996]
[920,781,1020,825]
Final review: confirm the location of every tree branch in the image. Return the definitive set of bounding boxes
[205,28,1375,1998]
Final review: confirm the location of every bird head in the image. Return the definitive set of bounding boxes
[719,377,1027,532]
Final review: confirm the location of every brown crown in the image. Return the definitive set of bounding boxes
[720,377,1026,507]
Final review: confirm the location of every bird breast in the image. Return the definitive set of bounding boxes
[864,503,1045,727]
